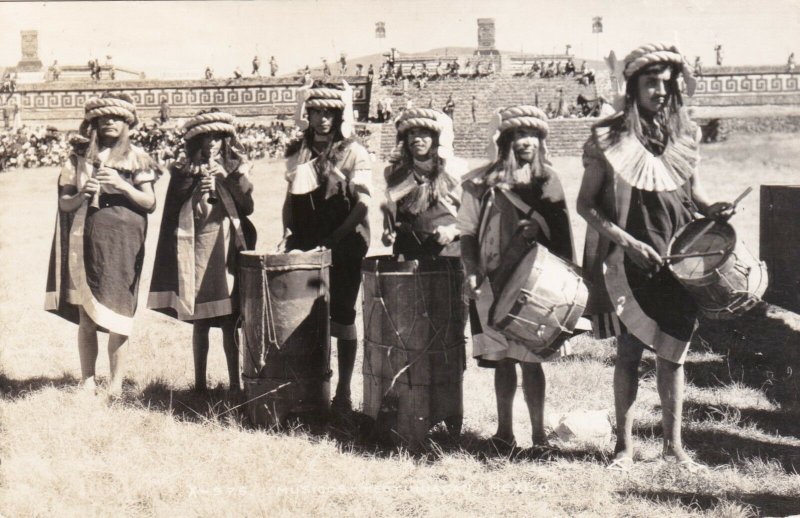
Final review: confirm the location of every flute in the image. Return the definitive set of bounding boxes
[201,161,218,205]
[84,159,102,209]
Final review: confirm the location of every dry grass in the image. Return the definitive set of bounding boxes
[1,133,799,517]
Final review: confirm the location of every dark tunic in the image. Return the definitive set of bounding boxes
[284,138,371,334]
[581,113,701,363]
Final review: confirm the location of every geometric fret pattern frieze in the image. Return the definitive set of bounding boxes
[695,72,800,96]
[16,81,371,114]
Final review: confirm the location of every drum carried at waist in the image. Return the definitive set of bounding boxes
[668,219,768,320]
[239,249,332,427]
[489,244,588,354]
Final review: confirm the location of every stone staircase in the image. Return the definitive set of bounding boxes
[378,117,597,159]
[371,74,611,158]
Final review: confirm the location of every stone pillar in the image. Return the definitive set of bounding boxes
[17,30,43,72]
[475,18,501,70]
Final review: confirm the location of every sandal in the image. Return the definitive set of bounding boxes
[607,456,634,472]
[489,434,517,450]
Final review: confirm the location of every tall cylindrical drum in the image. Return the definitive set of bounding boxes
[239,249,332,427]
[361,256,466,447]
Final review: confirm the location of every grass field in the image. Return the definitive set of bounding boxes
[1,133,799,517]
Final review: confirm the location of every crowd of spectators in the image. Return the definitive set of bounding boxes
[513,58,596,85]
[0,120,373,172]
[378,58,496,88]
[545,93,615,120]
[0,126,69,171]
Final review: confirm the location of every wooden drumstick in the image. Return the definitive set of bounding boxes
[662,249,725,261]
[679,186,753,254]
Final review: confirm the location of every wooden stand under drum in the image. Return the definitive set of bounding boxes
[489,244,588,356]
[361,256,466,448]
[239,249,332,427]
[668,219,768,320]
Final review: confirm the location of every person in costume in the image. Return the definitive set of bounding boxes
[459,105,575,448]
[148,109,256,394]
[577,42,734,472]
[381,108,467,258]
[45,93,160,398]
[282,80,372,412]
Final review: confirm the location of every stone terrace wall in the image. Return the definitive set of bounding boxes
[371,74,611,158]
[691,67,800,106]
[13,76,372,127]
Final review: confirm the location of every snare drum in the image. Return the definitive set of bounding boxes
[489,244,588,353]
[668,220,768,320]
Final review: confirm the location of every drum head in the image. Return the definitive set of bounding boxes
[669,220,736,281]
[492,245,542,322]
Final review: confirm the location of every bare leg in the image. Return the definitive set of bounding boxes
[193,320,211,393]
[494,359,517,442]
[613,333,645,461]
[107,332,129,396]
[77,308,99,392]
[521,362,548,445]
[221,317,241,393]
[334,338,357,406]
[656,357,690,461]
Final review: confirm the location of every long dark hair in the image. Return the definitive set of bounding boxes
[84,92,136,166]
[623,62,693,144]
[483,128,548,189]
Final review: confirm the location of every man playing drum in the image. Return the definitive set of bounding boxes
[382,108,467,258]
[577,43,733,471]
[459,106,575,448]
[282,80,372,413]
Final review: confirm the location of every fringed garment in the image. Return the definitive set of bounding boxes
[147,161,256,325]
[458,163,576,365]
[384,156,467,258]
[581,113,701,364]
[284,137,372,340]
[44,146,159,335]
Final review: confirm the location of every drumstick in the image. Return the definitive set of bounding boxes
[679,186,753,255]
[662,250,725,261]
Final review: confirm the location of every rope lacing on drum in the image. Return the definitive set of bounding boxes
[368,260,463,397]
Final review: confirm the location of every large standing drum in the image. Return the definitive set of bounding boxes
[489,244,588,354]
[361,256,466,447]
[239,249,332,427]
[668,220,768,320]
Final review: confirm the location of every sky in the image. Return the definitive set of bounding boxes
[2,0,800,79]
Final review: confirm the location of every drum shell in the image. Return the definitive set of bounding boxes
[668,221,768,320]
[361,256,466,445]
[239,249,332,427]
[490,246,588,353]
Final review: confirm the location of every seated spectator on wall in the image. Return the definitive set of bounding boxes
[205,66,214,80]
[565,58,576,76]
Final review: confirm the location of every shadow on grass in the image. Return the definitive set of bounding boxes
[623,489,800,517]
[684,401,800,439]
[631,420,800,473]
[133,380,248,426]
[0,372,79,399]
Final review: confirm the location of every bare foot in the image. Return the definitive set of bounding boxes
[662,445,692,463]
[105,383,123,403]
[78,377,97,396]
